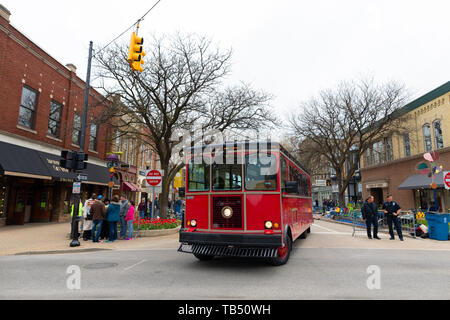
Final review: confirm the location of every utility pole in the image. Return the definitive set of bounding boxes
[70,41,94,247]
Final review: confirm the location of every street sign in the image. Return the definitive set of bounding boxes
[73,182,81,194]
[146,170,163,187]
[77,174,88,182]
[444,171,450,190]
[315,180,327,187]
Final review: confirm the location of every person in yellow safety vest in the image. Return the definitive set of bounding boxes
[71,200,84,238]
[71,200,83,217]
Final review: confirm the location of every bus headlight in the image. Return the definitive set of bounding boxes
[265,221,273,229]
[222,207,233,219]
[190,220,197,228]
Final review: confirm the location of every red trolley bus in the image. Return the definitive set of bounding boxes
[178,141,313,265]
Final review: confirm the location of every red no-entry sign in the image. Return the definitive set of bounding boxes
[444,171,450,190]
[146,170,163,187]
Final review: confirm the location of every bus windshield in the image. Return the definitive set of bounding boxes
[212,163,242,191]
[245,153,278,191]
[188,161,210,192]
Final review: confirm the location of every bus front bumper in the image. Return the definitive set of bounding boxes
[178,231,283,258]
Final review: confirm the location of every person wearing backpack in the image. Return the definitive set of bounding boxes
[105,195,121,243]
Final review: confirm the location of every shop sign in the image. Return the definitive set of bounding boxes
[73,182,81,194]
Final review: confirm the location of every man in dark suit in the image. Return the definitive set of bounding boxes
[362,195,381,240]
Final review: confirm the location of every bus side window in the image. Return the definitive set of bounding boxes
[298,173,310,197]
[281,157,288,189]
[289,165,300,196]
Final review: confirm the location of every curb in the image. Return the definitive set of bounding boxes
[14,248,111,256]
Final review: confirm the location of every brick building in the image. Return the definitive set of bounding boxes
[0,5,115,226]
[361,81,450,212]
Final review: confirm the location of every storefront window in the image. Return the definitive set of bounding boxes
[414,189,445,212]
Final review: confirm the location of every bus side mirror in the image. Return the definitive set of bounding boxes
[284,181,299,194]
[179,187,186,198]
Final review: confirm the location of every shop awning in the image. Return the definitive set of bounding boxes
[0,141,52,180]
[0,141,111,186]
[39,152,111,186]
[123,182,141,192]
[398,172,444,190]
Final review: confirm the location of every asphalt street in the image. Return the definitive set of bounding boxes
[1,221,450,300]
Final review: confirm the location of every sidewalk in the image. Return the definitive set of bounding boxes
[310,218,450,251]
[0,222,180,256]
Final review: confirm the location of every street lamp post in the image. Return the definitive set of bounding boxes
[70,41,93,248]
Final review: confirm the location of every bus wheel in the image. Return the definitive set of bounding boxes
[269,234,292,266]
[194,254,215,261]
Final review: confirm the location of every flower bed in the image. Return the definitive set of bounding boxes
[133,218,180,231]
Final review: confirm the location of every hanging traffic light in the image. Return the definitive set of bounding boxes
[127,32,145,72]
[75,152,89,171]
[60,151,88,171]
[60,151,77,170]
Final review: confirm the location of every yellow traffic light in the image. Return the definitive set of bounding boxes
[127,32,145,72]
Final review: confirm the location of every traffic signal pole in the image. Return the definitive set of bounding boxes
[70,41,94,248]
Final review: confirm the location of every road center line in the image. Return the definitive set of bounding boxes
[124,259,147,271]
[313,223,341,233]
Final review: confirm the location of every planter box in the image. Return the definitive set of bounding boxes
[0,218,6,228]
[137,226,181,238]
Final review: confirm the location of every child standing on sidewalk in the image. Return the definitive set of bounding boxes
[125,200,136,240]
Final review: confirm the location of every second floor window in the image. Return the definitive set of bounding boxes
[18,86,38,129]
[72,114,82,146]
[384,137,393,162]
[404,133,411,157]
[115,131,122,152]
[372,141,384,164]
[89,124,98,151]
[130,139,135,165]
[423,124,432,152]
[433,120,443,149]
[48,101,63,138]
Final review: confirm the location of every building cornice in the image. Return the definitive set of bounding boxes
[361,146,450,172]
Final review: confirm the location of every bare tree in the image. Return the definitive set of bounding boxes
[94,33,275,218]
[289,78,408,206]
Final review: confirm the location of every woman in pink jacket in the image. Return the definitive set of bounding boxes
[125,200,136,240]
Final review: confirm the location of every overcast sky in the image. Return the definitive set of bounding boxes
[2,0,450,136]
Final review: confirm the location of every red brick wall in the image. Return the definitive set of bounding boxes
[361,148,450,210]
[0,15,110,160]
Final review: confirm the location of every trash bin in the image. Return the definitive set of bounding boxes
[425,212,450,241]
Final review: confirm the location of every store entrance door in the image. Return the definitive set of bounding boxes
[371,188,384,208]
[32,188,53,222]
[7,184,36,225]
